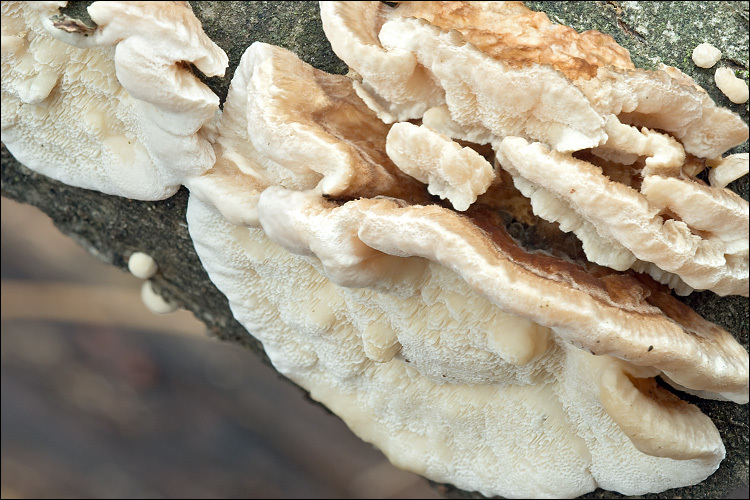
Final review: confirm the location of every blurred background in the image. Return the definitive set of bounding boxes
[1,196,442,499]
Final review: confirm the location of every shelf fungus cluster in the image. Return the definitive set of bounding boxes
[2,1,749,499]
[1,0,227,199]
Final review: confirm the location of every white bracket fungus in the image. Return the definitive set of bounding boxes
[320,1,749,296]
[186,41,431,227]
[318,1,445,124]
[496,136,749,296]
[596,115,686,177]
[319,0,748,297]
[182,8,748,494]
[187,191,746,498]
[1,1,228,199]
[708,153,750,189]
[2,1,749,499]
[385,122,495,211]
[376,15,608,152]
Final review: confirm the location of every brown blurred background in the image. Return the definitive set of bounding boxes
[1,196,442,499]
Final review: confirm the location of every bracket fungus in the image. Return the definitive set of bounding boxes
[187,193,745,498]
[1,0,228,199]
[2,1,749,499]
[320,0,750,297]
[185,41,431,228]
[184,5,748,496]
[385,122,495,211]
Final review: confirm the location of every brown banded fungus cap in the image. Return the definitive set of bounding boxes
[320,1,749,296]
[0,1,228,199]
[186,42,431,228]
[184,22,749,498]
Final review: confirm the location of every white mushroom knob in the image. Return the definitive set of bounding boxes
[691,43,722,68]
[128,251,158,279]
[140,281,177,315]
[715,67,749,104]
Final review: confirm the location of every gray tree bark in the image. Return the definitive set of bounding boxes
[2,2,748,498]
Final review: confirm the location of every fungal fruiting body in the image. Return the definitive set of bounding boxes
[187,193,737,498]
[708,153,750,189]
[128,251,158,279]
[715,67,750,105]
[0,1,228,199]
[128,251,174,315]
[692,42,722,69]
[319,1,750,297]
[140,280,177,315]
[2,1,749,499]
[185,14,748,495]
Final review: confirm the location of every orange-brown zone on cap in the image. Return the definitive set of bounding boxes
[635,273,735,346]
[306,70,728,347]
[310,67,434,204]
[312,90,712,333]
[235,10,744,393]
[465,201,737,366]
[392,1,635,80]
[465,204,658,314]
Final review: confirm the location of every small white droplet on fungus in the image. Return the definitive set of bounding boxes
[127,251,158,279]
[140,281,177,315]
[692,42,722,68]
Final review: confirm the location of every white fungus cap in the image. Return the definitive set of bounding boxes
[715,67,749,104]
[692,43,722,68]
[140,281,177,315]
[128,251,158,279]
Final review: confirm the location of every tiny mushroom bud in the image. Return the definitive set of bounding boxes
[692,42,722,68]
[140,281,177,315]
[715,67,749,104]
[127,251,158,279]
